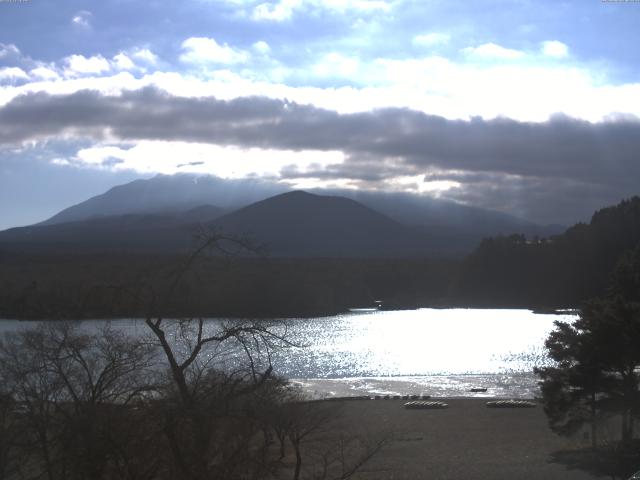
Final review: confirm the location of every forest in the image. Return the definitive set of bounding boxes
[1,196,639,319]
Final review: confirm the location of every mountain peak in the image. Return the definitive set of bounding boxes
[213,190,424,257]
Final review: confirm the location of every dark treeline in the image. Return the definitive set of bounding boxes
[2,196,640,319]
[454,196,640,308]
[0,253,458,319]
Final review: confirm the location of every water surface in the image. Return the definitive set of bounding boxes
[0,308,573,398]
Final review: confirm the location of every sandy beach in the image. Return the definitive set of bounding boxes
[309,398,603,480]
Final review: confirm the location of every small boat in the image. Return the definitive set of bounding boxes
[470,388,488,393]
[486,400,536,408]
[348,300,383,313]
[404,401,448,410]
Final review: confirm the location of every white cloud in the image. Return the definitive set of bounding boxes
[312,52,360,78]
[251,0,391,21]
[0,43,20,59]
[74,141,345,177]
[131,48,158,64]
[315,0,392,13]
[252,40,271,54]
[392,175,460,195]
[70,140,460,196]
[71,10,92,28]
[113,53,136,71]
[413,32,451,47]
[51,158,72,166]
[29,66,60,80]
[180,37,250,65]
[541,40,569,58]
[253,0,301,21]
[462,43,525,60]
[1,45,639,125]
[64,54,111,76]
[0,67,29,82]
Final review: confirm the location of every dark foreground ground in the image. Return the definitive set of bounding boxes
[308,398,609,480]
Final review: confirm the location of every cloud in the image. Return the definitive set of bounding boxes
[252,40,271,54]
[250,0,391,21]
[0,54,638,124]
[1,89,639,186]
[319,0,392,13]
[0,0,637,227]
[311,52,360,78]
[180,37,251,65]
[177,161,205,168]
[72,140,343,178]
[71,10,92,29]
[1,88,638,224]
[60,50,155,78]
[462,43,525,60]
[252,0,301,21]
[0,43,21,59]
[413,33,451,47]
[131,48,158,64]
[541,40,569,58]
[0,67,29,82]
[29,67,61,81]
[64,54,111,76]
[113,53,136,71]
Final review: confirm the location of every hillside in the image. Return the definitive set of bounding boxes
[41,174,285,225]
[454,196,640,307]
[0,206,225,254]
[34,174,561,256]
[0,191,435,257]
[213,191,429,257]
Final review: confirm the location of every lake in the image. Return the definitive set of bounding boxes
[0,308,573,398]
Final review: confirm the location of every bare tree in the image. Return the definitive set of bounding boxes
[0,322,158,480]
[268,390,390,480]
[137,230,296,479]
[0,230,389,480]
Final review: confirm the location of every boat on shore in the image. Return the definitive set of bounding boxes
[348,300,382,313]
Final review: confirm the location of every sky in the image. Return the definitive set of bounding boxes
[1,0,640,230]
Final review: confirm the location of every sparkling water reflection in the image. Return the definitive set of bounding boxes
[274,308,573,398]
[0,309,574,398]
[276,308,570,377]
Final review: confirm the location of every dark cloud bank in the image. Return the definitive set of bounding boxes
[2,87,639,225]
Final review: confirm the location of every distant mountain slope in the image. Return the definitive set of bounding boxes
[332,190,563,238]
[0,206,225,253]
[35,174,562,256]
[212,191,429,256]
[0,191,435,257]
[41,174,286,225]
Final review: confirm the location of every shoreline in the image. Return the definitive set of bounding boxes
[290,373,543,400]
[0,305,579,322]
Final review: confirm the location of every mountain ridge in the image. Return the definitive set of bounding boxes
[30,174,564,255]
[213,190,430,256]
[0,190,435,257]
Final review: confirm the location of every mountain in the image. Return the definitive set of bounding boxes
[330,189,562,237]
[212,191,429,256]
[0,191,433,257]
[319,190,563,253]
[37,174,562,255]
[41,174,287,225]
[0,206,226,254]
